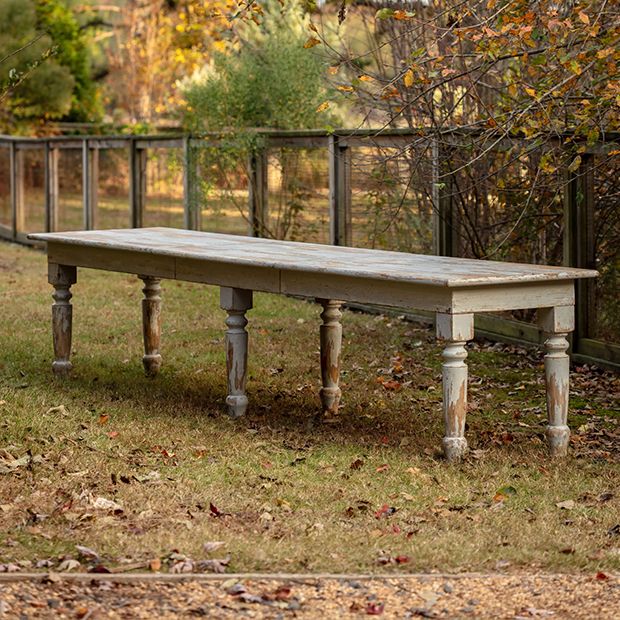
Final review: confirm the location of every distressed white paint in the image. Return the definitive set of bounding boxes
[543,332,571,457]
[29,228,597,287]
[436,313,474,342]
[437,313,473,461]
[220,287,253,418]
[48,263,76,376]
[538,307,573,457]
[317,299,343,417]
[538,305,575,333]
[140,276,162,376]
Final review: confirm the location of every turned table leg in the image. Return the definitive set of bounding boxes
[220,287,253,418]
[539,306,574,457]
[436,313,474,462]
[49,263,77,376]
[139,276,162,377]
[317,299,343,417]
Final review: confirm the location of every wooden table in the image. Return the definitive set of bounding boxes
[29,227,598,461]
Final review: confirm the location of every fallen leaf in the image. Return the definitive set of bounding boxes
[578,10,590,24]
[350,458,364,470]
[92,497,124,514]
[555,500,575,510]
[170,559,194,573]
[196,556,230,573]
[597,492,613,503]
[374,504,397,519]
[226,582,247,595]
[133,470,161,484]
[494,485,517,502]
[46,405,68,416]
[75,545,99,561]
[203,541,226,554]
[58,559,81,572]
[366,601,385,615]
[381,379,402,391]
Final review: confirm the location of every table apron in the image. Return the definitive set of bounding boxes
[47,242,575,314]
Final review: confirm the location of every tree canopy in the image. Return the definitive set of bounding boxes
[0,0,100,131]
[181,0,335,131]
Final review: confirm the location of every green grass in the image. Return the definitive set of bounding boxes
[0,241,619,574]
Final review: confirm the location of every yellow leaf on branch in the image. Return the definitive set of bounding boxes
[404,69,414,88]
[304,37,321,49]
[316,101,330,113]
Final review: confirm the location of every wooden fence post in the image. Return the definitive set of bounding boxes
[9,142,24,239]
[248,147,268,237]
[130,139,147,228]
[432,138,457,257]
[328,135,352,246]
[563,152,596,342]
[82,140,98,230]
[45,142,59,232]
[183,137,200,230]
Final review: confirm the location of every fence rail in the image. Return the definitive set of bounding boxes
[0,129,618,369]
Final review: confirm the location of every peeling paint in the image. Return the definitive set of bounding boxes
[222,293,252,418]
[140,277,163,377]
[318,300,343,417]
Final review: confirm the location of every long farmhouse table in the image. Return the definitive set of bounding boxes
[29,227,598,461]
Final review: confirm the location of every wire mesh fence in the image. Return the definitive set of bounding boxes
[97,147,131,229]
[143,147,185,229]
[20,148,45,235]
[0,131,617,368]
[0,146,12,229]
[196,144,250,236]
[57,149,83,232]
[265,147,330,243]
[593,155,620,343]
[349,144,435,254]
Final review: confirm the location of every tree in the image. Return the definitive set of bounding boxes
[102,0,232,125]
[303,0,619,258]
[179,1,338,241]
[180,0,335,131]
[0,0,100,131]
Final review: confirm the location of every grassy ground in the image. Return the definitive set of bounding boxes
[0,241,619,575]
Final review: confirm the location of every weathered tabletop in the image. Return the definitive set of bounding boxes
[29,228,596,314]
[29,227,598,462]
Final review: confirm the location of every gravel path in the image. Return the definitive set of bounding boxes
[0,573,618,618]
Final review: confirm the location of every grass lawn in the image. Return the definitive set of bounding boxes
[0,241,619,575]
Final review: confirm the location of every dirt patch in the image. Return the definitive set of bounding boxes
[0,573,619,618]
